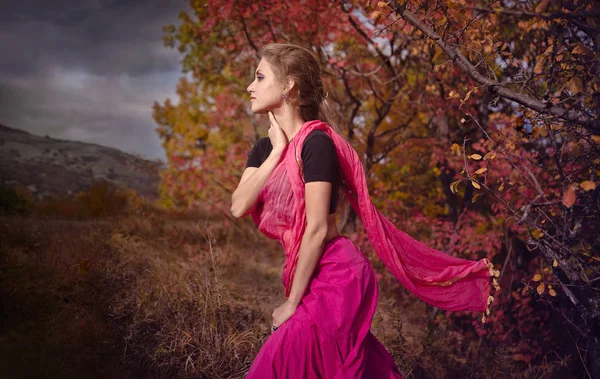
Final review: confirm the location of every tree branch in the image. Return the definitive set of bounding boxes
[388,0,600,133]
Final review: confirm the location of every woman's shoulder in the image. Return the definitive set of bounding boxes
[303,129,331,148]
[306,129,329,139]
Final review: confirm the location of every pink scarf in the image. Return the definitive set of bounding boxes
[252,120,498,318]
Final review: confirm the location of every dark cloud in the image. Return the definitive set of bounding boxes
[0,0,189,160]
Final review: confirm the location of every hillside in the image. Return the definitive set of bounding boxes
[0,124,162,199]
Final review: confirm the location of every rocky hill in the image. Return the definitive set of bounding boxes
[0,124,163,199]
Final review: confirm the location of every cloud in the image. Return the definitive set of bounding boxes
[0,0,188,160]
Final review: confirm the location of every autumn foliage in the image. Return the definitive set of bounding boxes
[151,0,599,376]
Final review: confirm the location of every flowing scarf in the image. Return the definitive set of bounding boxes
[251,120,499,320]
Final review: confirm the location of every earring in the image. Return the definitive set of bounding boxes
[282,92,287,101]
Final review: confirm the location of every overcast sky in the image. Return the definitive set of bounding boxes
[0,0,190,161]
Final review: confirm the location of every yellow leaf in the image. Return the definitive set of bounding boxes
[370,10,381,20]
[537,282,545,295]
[592,135,600,146]
[553,259,558,267]
[471,180,481,189]
[531,229,544,239]
[532,274,542,282]
[464,88,474,102]
[472,193,482,203]
[432,46,443,63]
[580,181,596,191]
[450,180,461,194]
[475,167,487,175]
[470,154,482,160]
[451,143,461,153]
[483,151,496,160]
[377,1,388,7]
[562,186,576,208]
[549,289,557,297]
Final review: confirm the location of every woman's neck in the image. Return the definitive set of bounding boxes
[271,106,306,143]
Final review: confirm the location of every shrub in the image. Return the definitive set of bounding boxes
[34,181,145,219]
[0,185,33,216]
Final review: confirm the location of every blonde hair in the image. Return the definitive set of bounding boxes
[258,43,346,133]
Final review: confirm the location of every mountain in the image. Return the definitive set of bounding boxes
[0,124,163,199]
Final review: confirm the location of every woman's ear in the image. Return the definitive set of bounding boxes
[285,77,297,95]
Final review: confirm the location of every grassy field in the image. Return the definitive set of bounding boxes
[0,198,558,378]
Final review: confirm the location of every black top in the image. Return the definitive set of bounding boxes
[245,130,340,214]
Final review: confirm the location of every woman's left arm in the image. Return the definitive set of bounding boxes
[271,181,331,326]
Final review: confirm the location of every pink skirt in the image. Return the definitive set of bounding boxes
[246,236,403,378]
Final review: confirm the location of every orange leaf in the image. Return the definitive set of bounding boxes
[549,289,557,296]
[562,186,576,208]
[532,274,542,282]
[572,43,593,57]
[470,154,482,160]
[475,167,487,175]
[535,0,550,13]
[533,57,545,74]
[536,282,545,295]
[568,77,582,94]
[370,10,381,20]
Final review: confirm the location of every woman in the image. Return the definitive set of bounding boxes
[231,43,498,378]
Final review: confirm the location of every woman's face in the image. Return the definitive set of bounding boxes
[247,58,284,114]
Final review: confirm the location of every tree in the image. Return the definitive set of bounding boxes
[154,0,600,375]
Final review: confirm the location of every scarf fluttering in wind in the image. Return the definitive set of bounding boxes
[251,120,499,320]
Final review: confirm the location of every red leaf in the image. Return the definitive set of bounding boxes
[562,186,576,208]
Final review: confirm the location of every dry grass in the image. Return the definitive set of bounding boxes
[0,203,272,379]
[0,198,563,378]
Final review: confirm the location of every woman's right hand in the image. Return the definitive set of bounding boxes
[268,111,288,153]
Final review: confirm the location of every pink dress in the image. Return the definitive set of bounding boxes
[246,235,403,378]
[245,120,497,378]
